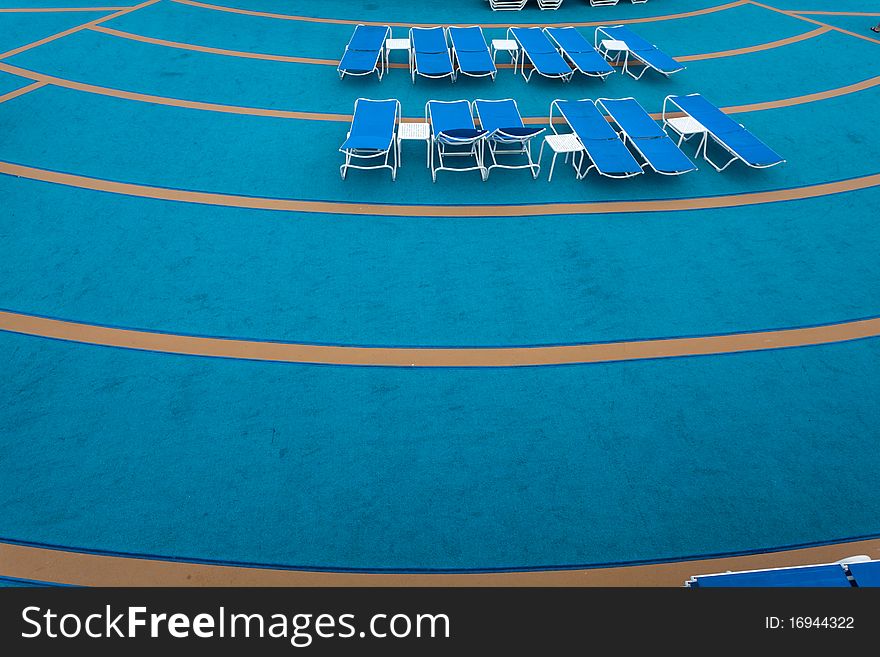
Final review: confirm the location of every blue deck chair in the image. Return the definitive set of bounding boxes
[549,99,642,179]
[338,24,391,81]
[426,100,488,182]
[339,98,401,181]
[448,26,496,80]
[544,27,613,80]
[662,93,785,171]
[847,560,880,587]
[507,27,573,82]
[686,564,852,588]
[473,99,544,179]
[597,97,696,175]
[410,27,455,83]
[595,25,684,79]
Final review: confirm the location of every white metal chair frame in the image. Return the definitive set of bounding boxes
[473,99,543,179]
[426,100,488,183]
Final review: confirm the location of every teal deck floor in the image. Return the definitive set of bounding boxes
[1,0,878,574]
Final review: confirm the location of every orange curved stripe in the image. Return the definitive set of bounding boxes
[2,537,879,587]
[1,308,879,368]
[2,159,880,220]
[0,81,46,104]
[789,10,880,17]
[676,25,829,61]
[0,59,877,125]
[0,0,159,60]
[750,1,880,46]
[172,0,749,29]
[90,23,830,67]
[2,159,880,219]
[91,24,340,65]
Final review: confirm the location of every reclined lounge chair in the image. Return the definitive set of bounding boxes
[473,98,544,178]
[340,98,401,180]
[449,26,497,80]
[595,25,684,79]
[597,97,696,175]
[549,99,642,179]
[544,27,614,80]
[338,24,391,81]
[508,27,573,82]
[426,99,488,182]
[662,93,785,171]
[410,26,455,83]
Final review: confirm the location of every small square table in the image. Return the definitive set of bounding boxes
[397,121,431,168]
[490,39,519,73]
[599,38,630,71]
[538,133,585,181]
[384,37,411,74]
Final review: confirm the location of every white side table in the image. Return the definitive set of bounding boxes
[665,116,707,145]
[665,115,709,165]
[397,121,431,168]
[538,133,585,181]
[599,38,629,72]
[384,37,411,75]
[490,39,519,73]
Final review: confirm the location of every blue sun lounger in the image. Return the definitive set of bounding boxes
[448,26,497,80]
[338,24,391,81]
[595,25,684,79]
[473,99,544,178]
[544,27,613,80]
[597,97,696,175]
[507,27,573,82]
[686,564,852,588]
[340,98,400,181]
[550,99,642,179]
[426,99,488,182]
[662,93,785,171]
[410,26,455,83]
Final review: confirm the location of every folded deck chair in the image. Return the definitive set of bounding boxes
[338,24,391,81]
[410,26,455,83]
[597,97,696,175]
[426,99,488,182]
[549,99,642,179]
[339,98,400,181]
[544,27,614,80]
[686,563,852,588]
[595,25,684,79]
[473,99,544,179]
[488,0,527,9]
[448,26,497,80]
[507,27,573,82]
[662,93,785,171]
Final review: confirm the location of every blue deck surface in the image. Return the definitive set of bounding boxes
[0,0,878,575]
